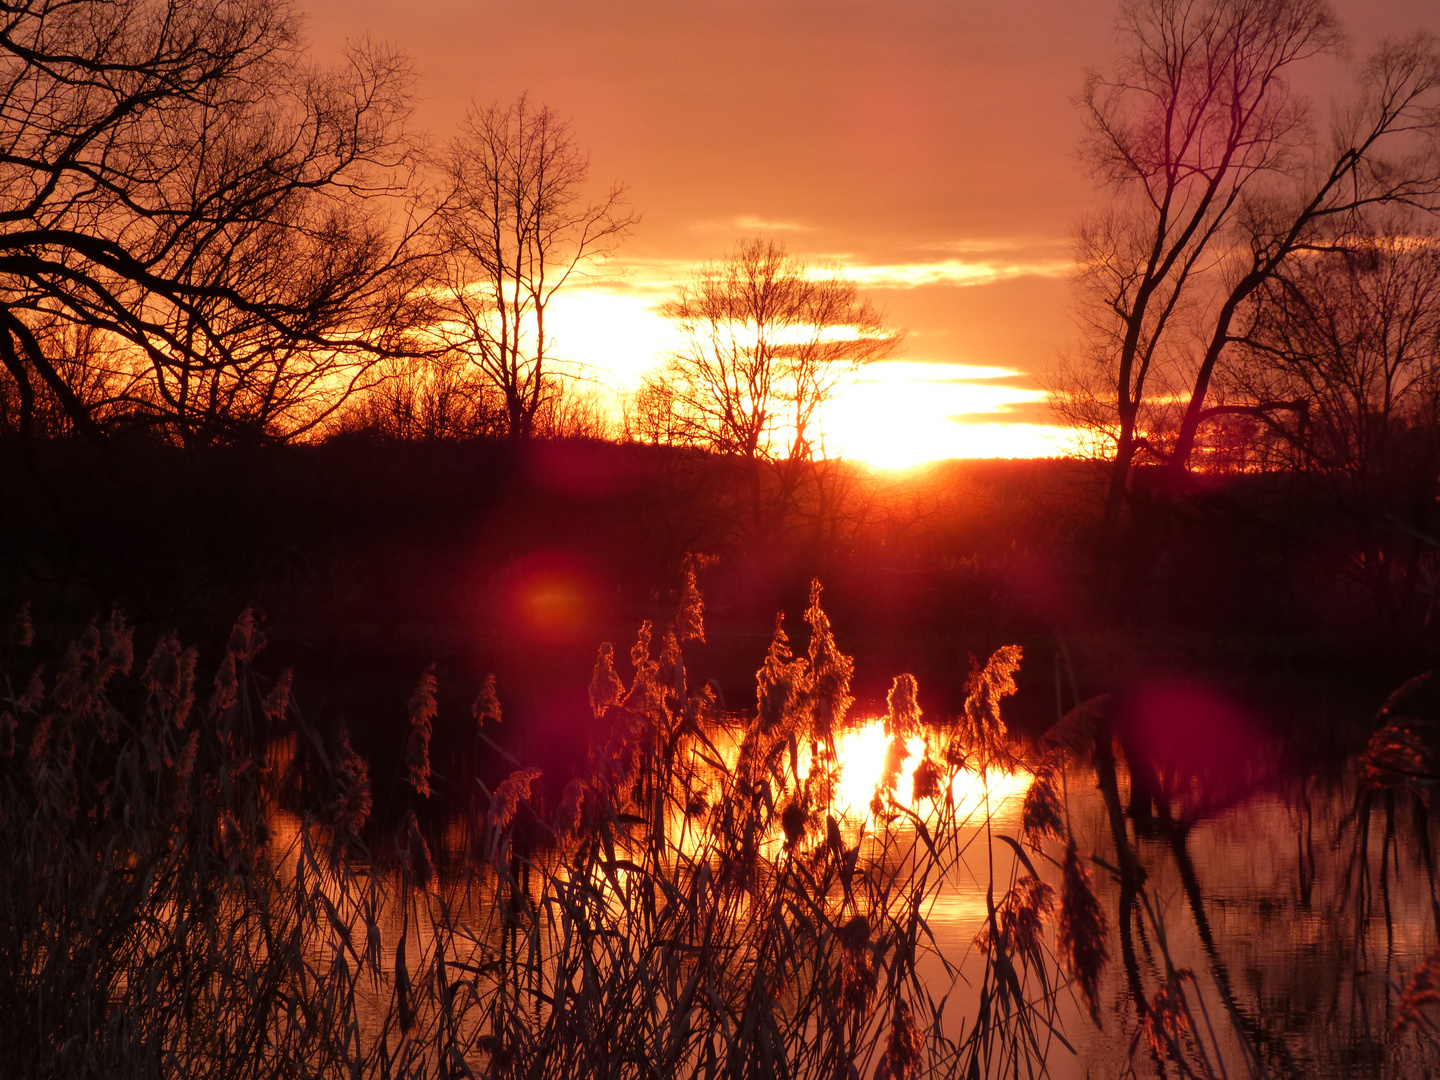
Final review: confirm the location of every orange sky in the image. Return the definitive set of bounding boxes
[304,0,1440,464]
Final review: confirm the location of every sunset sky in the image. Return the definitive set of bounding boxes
[307,0,1440,465]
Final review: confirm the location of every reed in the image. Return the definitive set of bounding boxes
[1,585,1098,1078]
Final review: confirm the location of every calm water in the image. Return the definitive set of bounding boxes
[776,715,1440,1077]
[264,719,1440,1078]
[1051,766,1437,1078]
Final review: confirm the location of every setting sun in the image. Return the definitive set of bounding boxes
[823,361,1068,466]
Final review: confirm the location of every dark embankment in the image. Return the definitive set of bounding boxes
[1,437,1427,808]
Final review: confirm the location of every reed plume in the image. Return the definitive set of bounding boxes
[328,721,373,836]
[886,672,921,739]
[875,999,924,1080]
[262,669,292,723]
[1360,720,1432,788]
[554,775,589,837]
[491,765,542,832]
[677,566,706,643]
[1021,755,1065,851]
[9,602,32,647]
[401,807,435,888]
[805,579,853,740]
[140,630,197,725]
[1396,944,1440,1036]
[1058,839,1109,1027]
[589,642,625,719]
[961,645,1021,768]
[911,752,942,802]
[975,874,1056,974]
[1143,970,1193,1057]
[756,613,805,735]
[403,662,437,798]
[474,672,503,726]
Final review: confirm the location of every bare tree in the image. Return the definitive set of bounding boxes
[326,353,507,442]
[625,378,686,447]
[0,315,143,438]
[1225,221,1440,622]
[640,239,901,532]
[430,97,636,440]
[0,0,433,445]
[1062,0,1440,579]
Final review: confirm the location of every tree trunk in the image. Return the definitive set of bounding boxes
[1097,421,1139,599]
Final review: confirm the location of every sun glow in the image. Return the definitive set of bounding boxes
[538,279,1075,465]
[822,362,1068,467]
[540,285,682,390]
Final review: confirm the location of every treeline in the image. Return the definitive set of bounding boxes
[0,0,900,467]
[2,436,1422,764]
[6,0,1440,657]
[0,2,629,452]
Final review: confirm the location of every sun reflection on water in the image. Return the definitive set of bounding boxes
[820,718,1032,822]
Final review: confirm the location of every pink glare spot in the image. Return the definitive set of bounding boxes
[500,551,601,645]
[527,442,632,498]
[1125,680,1259,780]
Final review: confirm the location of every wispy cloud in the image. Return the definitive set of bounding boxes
[564,246,1074,304]
[852,360,1027,384]
[732,214,812,232]
[688,214,814,234]
[916,235,1068,254]
[817,257,1072,289]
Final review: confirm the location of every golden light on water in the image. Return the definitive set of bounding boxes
[822,718,1032,821]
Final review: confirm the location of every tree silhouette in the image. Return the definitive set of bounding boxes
[1056,0,1440,588]
[429,96,636,441]
[1225,219,1440,624]
[0,0,432,445]
[640,239,900,533]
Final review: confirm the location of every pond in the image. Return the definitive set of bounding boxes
[259,700,1440,1080]
[8,600,1437,1079]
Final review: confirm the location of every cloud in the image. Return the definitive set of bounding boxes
[818,257,1073,289]
[587,240,1073,298]
[852,360,1026,384]
[565,260,690,297]
[688,215,813,234]
[732,214,812,232]
[919,237,1060,255]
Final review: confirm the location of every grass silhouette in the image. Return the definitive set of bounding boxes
[9,584,1321,1078]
